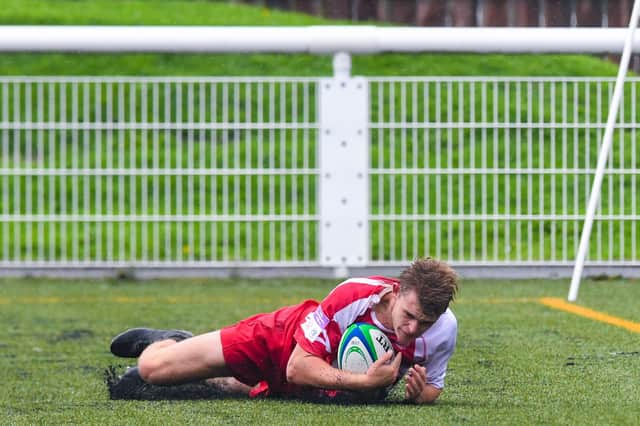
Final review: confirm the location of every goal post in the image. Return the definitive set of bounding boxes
[568,0,640,302]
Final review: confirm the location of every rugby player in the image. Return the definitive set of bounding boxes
[109,258,458,404]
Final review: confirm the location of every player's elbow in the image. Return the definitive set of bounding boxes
[285,353,304,384]
[419,386,442,404]
[422,393,439,404]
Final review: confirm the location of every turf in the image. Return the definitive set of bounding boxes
[1,276,639,424]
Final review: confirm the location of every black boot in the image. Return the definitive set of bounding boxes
[110,327,193,358]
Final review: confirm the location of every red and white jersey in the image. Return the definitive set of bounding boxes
[293,276,457,390]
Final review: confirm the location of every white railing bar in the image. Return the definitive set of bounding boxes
[0,76,319,83]
[0,168,318,176]
[446,80,453,261]
[5,122,640,130]
[367,260,640,266]
[1,260,638,267]
[370,214,639,220]
[0,214,318,222]
[3,26,640,54]
[117,82,125,262]
[368,76,640,83]
[634,83,638,262]
[0,260,320,267]
[368,168,640,175]
[0,122,318,130]
[368,122,640,129]
[1,76,640,83]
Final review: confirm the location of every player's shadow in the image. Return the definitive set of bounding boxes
[104,365,410,405]
[105,365,248,401]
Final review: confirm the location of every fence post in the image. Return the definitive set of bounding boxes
[319,52,369,276]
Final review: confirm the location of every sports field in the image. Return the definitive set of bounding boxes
[2,276,639,424]
[2,1,639,423]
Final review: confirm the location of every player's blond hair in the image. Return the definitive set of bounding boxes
[399,257,458,318]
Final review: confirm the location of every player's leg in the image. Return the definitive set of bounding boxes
[137,330,233,385]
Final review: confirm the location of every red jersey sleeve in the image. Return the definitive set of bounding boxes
[293,277,396,361]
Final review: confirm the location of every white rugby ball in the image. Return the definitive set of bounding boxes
[337,323,394,373]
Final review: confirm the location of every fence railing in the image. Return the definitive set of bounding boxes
[368,77,638,268]
[0,77,319,267]
[1,74,638,275]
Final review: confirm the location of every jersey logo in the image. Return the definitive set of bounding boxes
[300,306,332,353]
[301,306,328,341]
[301,312,323,342]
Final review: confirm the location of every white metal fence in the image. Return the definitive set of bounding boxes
[368,77,638,268]
[1,75,638,275]
[0,77,319,267]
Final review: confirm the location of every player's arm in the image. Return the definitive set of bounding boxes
[286,343,401,391]
[404,364,442,404]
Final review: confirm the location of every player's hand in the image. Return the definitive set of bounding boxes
[404,364,428,403]
[365,351,401,389]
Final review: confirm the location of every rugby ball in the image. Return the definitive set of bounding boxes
[337,323,394,373]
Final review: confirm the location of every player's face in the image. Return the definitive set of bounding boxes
[391,289,437,345]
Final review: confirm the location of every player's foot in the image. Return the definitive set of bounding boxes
[110,327,193,358]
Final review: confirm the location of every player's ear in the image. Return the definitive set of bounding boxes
[386,288,399,306]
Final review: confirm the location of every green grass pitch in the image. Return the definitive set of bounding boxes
[2,276,639,424]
